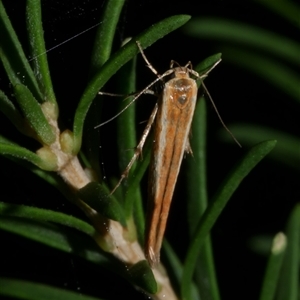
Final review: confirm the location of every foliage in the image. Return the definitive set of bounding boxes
[0,1,299,300]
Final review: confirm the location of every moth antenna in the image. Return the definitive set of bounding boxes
[202,82,242,148]
[95,69,172,128]
[95,42,174,129]
[28,22,101,62]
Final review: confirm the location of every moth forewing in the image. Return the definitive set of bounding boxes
[145,66,198,266]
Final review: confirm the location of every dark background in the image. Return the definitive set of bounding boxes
[1,1,299,299]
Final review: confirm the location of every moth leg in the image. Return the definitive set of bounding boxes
[136,41,160,77]
[110,103,159,195]
[184,138,193,156]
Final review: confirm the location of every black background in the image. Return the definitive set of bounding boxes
[1,1,299,299]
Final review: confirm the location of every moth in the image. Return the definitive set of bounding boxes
[99,42,238,266]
